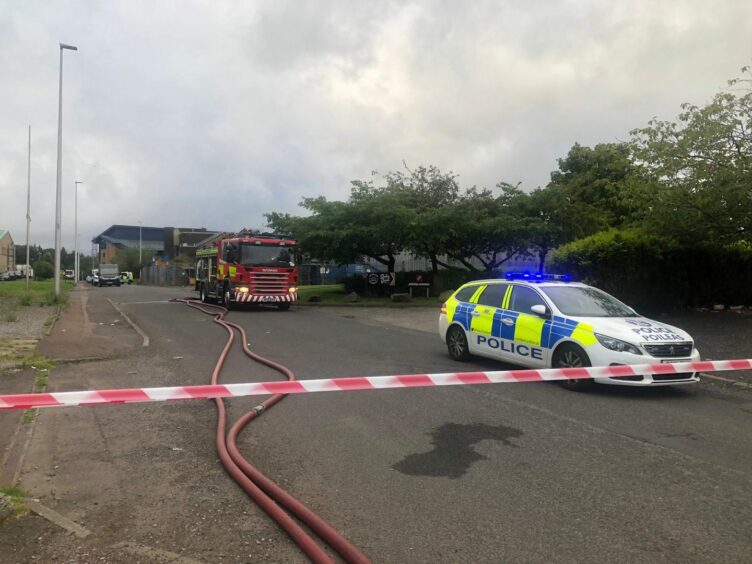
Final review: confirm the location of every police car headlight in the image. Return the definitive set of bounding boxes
[595,333,642,355]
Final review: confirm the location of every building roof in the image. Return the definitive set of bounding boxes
[0,229,11,241]
[92,224,163,246]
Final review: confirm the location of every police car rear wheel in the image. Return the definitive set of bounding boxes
[554,344,593,390]
[447,326,470,361]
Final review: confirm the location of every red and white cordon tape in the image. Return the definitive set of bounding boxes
[1,359,750,411]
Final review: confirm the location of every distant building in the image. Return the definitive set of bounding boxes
[92,225,222,265]
[163,227,222,260]
[0,230,15,273]
[92,225,165,264]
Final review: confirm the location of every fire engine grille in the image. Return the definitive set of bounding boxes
[249,272,288,295]
[643,342,693,358]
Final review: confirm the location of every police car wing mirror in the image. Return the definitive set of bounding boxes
[531,304,550,318]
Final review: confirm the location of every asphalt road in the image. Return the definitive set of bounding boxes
[3,284,751,563]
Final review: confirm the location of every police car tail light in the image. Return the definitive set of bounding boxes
[440,303,447,315]
[594,333,642,355]
[505,272,571,282]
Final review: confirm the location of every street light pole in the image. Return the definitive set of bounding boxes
[25,125,31,290]
[139,221,142,265]
[74,181,83,283]
[54,42,78,297]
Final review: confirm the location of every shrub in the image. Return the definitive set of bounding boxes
[551,229,752,312]
[32,260,54,280]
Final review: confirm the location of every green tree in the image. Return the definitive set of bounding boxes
[113,247,148,273]
[549,142,641,230]
[630,65,752,244]
[32,260,54,280]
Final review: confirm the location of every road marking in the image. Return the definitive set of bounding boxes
[107,298,150,347]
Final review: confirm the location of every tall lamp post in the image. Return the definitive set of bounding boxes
[74,181,83,282]
[54,42,78,297]
[25,126,31,290]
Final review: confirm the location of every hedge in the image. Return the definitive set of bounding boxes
[550,230,752,312]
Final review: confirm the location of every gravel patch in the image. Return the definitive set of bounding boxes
[0,298,55,340]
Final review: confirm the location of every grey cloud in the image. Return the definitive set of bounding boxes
[0,0,750,250]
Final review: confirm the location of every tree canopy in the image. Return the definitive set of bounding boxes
[265,66,752,276]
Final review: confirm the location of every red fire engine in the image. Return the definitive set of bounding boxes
[195,231,298,310]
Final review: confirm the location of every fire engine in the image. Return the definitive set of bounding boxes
[195,230,298,310]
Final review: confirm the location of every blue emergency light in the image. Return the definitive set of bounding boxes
[504,272,572,282]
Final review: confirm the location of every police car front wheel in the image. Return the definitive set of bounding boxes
[553,344,593,391]
[447,326,470,362]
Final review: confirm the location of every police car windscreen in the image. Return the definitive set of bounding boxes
[239,244,294,267]
[543,286,637,317]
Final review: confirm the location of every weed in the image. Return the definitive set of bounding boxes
[21,356,56,372]
[0,486,24,498]
[21,410,36,425]
[0,486,29,514]
[18,293,33,307]
[44,291,68,307]
[3,311,18,322]
[34,373,48,390]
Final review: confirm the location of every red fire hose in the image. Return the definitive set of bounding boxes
[172,298,369,563]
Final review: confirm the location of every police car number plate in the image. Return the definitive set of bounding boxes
[661,359,690,363]
[261,296,276,302]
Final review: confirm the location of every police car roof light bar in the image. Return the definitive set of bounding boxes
[505,272,572,282]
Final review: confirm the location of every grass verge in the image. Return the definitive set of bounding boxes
[0,279,73,307]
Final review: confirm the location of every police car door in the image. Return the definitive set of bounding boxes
[468,283,508,359]
[506,285,550,368]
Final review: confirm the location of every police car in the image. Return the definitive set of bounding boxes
[439,273,701,389]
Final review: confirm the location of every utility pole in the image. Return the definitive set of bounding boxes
[54,42,78,297]
[74,181,83,283]
[25,126,31,290]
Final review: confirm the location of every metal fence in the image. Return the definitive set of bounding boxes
[140,265,191,287]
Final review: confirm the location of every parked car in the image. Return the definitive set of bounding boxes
[439,272,701,389]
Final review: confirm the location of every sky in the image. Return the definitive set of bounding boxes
[0,0,750,252]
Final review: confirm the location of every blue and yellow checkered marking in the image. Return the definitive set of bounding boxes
[449,288,597,349]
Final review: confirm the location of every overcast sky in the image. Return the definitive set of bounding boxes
[0,0,750,252]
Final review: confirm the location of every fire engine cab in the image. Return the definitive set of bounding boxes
[195,231,298,310]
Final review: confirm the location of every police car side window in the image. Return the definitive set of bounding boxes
[454,286,477,303]
[477,284,508,307]
[510,286,545,314]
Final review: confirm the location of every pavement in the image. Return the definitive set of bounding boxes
[0,284,750,563]
[36,284,141,361]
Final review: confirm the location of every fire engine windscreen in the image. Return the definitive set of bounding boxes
[239,244,295,267]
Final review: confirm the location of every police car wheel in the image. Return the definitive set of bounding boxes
[553,344,593,390]
[446,326,470,361]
